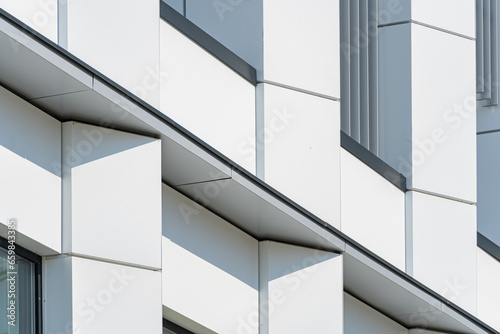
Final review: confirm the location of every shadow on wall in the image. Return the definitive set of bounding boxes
[0,85,61,177]
[161,185,336,290]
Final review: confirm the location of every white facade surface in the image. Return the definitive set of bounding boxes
[44,255,162,334]
[0,0,58,41]
[259,241,343,334]
[60,0,160,108]
[162,184,259,334]
[261,83,340,227]
[0,85,61,254]
[263,0,340,97]
[159,20,256,173]
[341,148,406,270]
[407,191,477,315]
[344,293,408,334]
[62,122,162,269]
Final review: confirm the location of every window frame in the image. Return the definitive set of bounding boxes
[0,236,42,334]
[163,318,196,334]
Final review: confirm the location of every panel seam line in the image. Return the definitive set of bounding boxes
[378,20,475,40]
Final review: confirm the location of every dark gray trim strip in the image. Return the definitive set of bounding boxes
[478,232,500,262]
[163,318,196,334]
[478,128,500,135]
[160,1,257,85]
[341,131,406,191]
[0,8,497,334]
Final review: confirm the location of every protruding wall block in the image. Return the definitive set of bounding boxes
[340,149,405,270]
[379,23,476,202]
[0,86,61,255]
[159,20,256,173]
[61,122,161,269]
[59,0,160,108]
[260,83,340,227]
[406,191,477,315]
[263,0,340,97]
[44,256,162,334]
[162,185,259,334]
[259,241,343,334]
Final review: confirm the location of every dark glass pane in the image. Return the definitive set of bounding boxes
[0,247,35,334]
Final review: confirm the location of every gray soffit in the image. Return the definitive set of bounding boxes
[0,8,496,334]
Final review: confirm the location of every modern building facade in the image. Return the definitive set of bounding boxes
[0,0,499,333]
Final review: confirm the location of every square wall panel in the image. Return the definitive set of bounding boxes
[44,256,162,334]
[409,191,477,315]
[262,84,340,227]
[63,122,162,269]
[71,257,162,334]
[263,0,340,98]
[340,149,405,270]
[411,24,476,203]
[0,0,58,42]
[160,21,256,173]
[0,86,61,254]
[162,185,259,334]
[63,0,160,108]
[259,241,343,334]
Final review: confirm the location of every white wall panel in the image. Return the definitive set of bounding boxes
[263,0,340,97]
[477,132,500,246]
[72,257,162,334]
[378,0,474,38]
[379,24,476,203]
[162,185,259,334]
[410,24,476,202]
[408,192,477,315]
[340,149,405,270]
[62,122,161,269]
[262,84,340,227]
[44,256,162,334]
[0,0,57,42]
[62,0,160,107]
[0,86,61,254]
[259,241,343,334]
[411,0,475,38]
[344,293,408,334]
[160,21,256,173]
[477,248,500,332]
